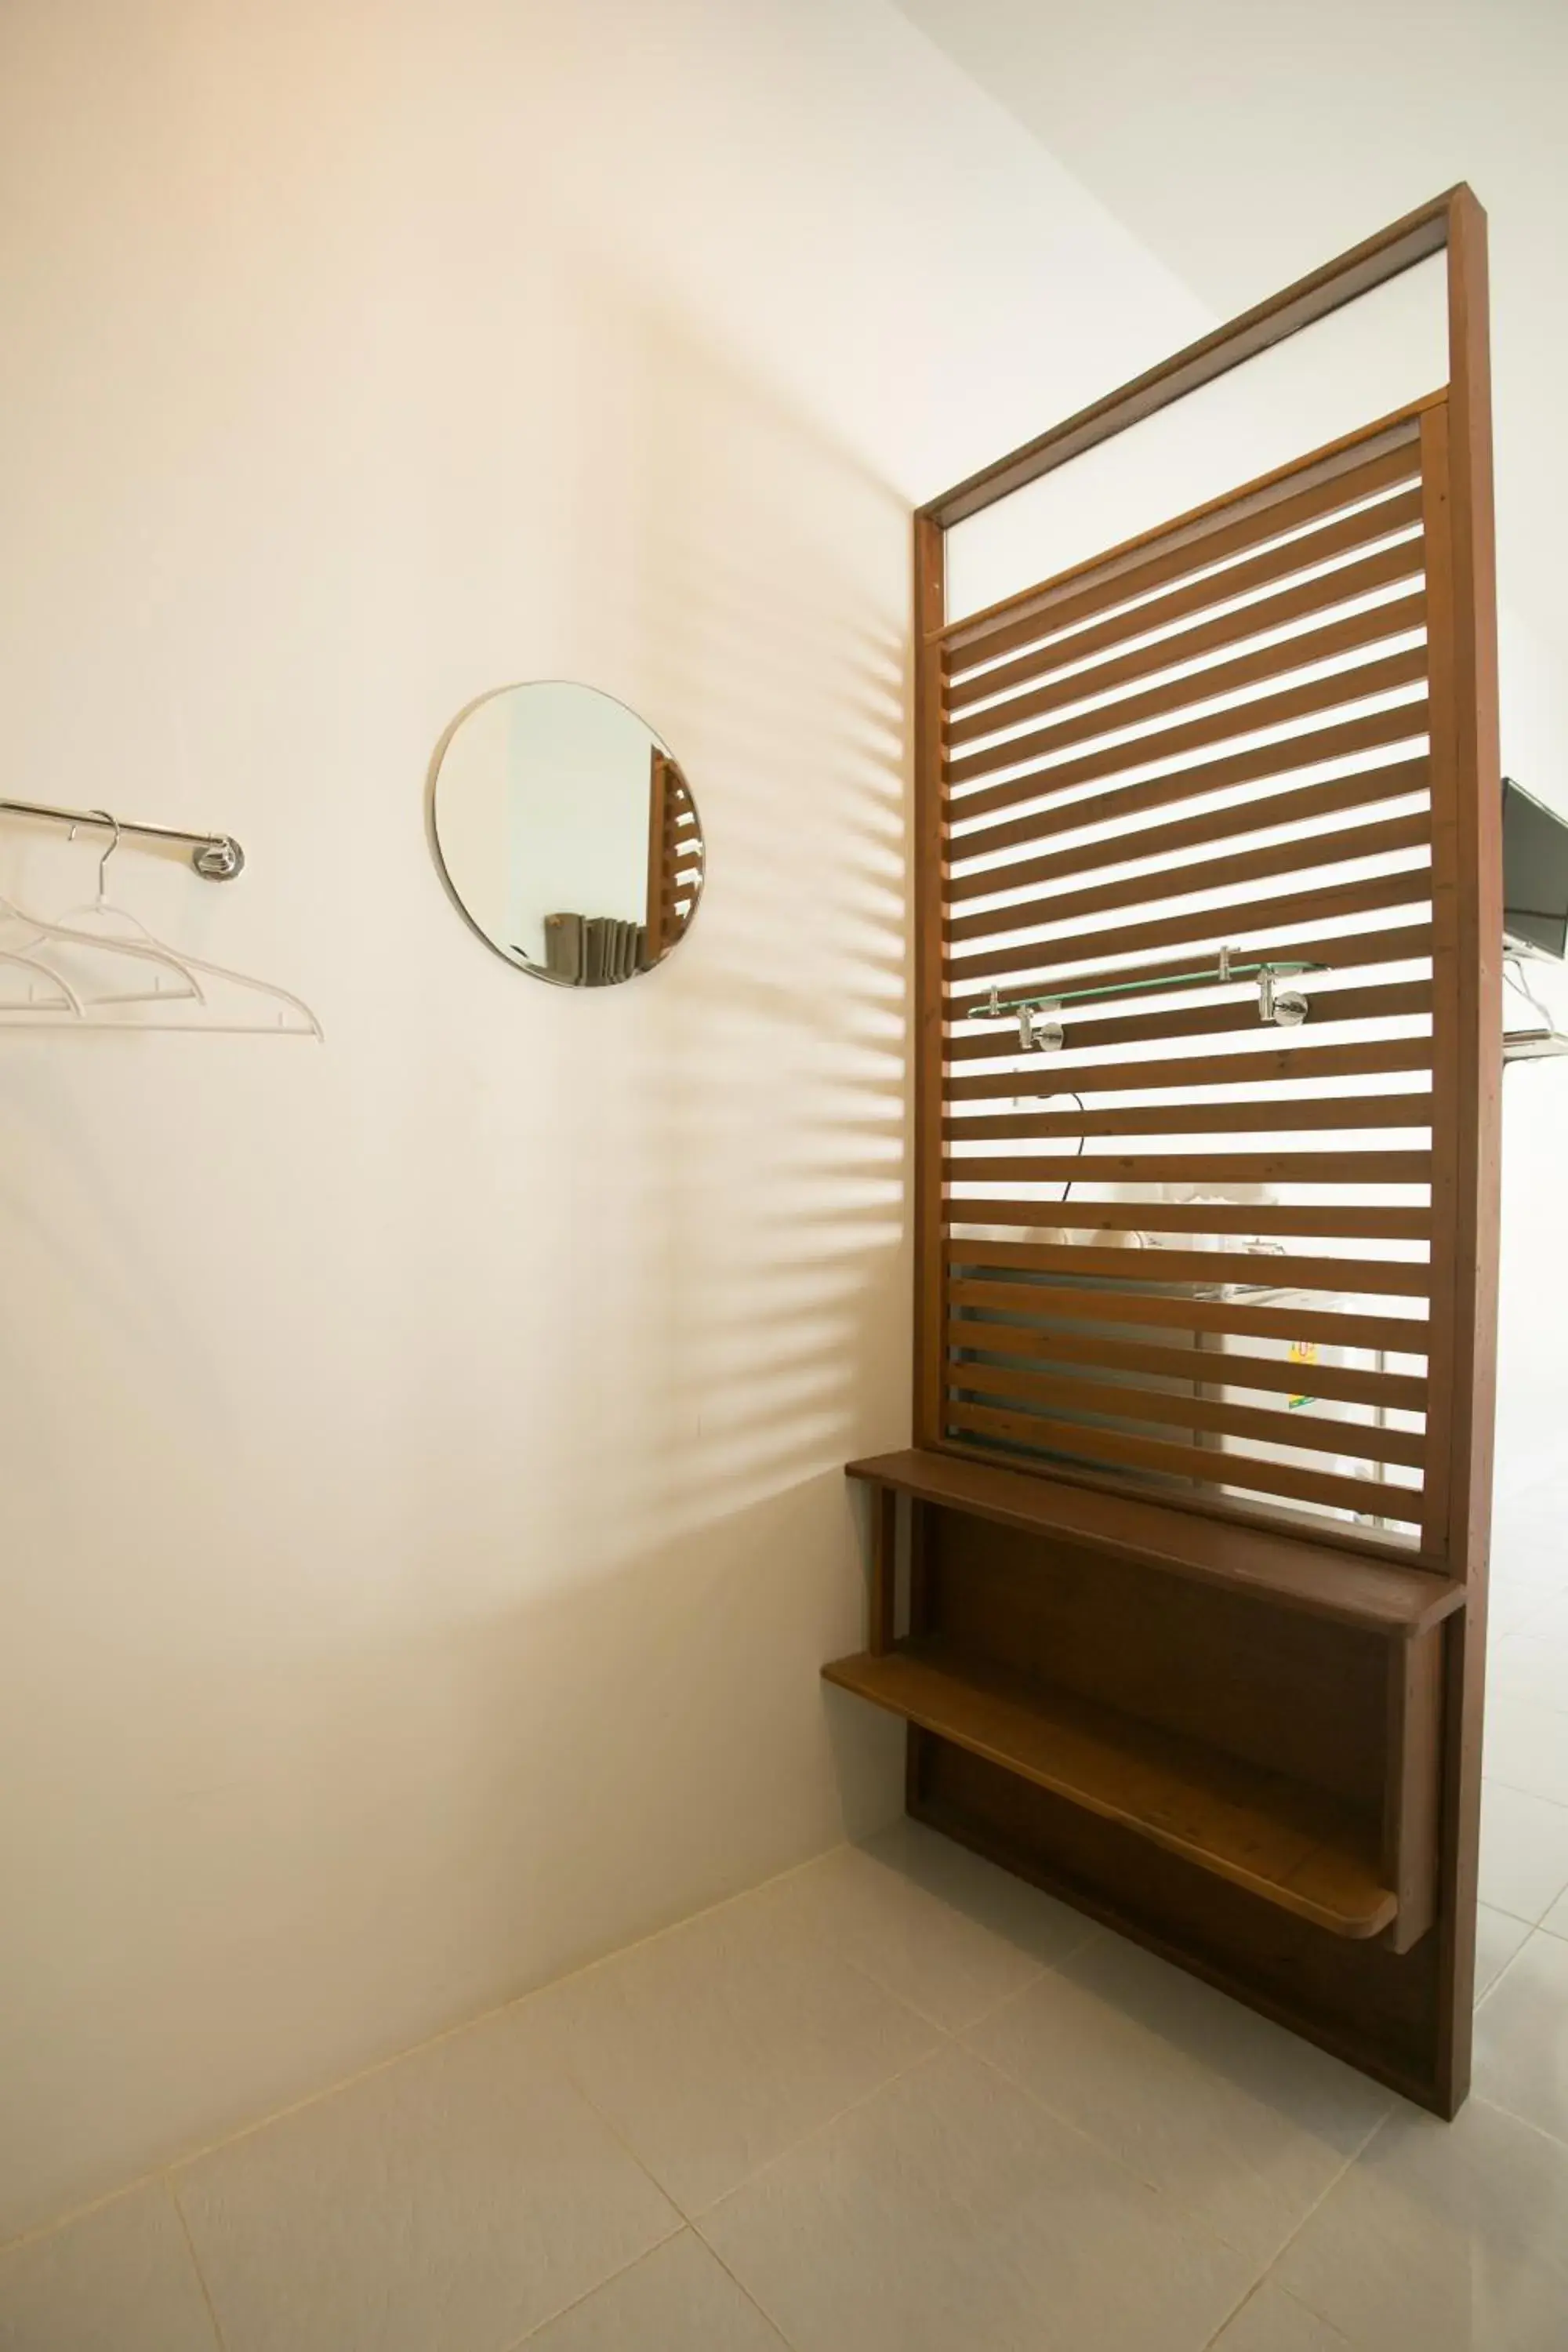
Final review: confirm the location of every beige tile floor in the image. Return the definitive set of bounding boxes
[3,1513,1568,2350]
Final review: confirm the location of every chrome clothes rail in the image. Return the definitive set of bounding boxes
[0,797,244,880]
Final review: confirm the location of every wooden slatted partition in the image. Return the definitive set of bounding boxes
[935,405,1443,1544]
[829,183,1501,2121]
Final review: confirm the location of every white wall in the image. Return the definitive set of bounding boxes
[0,0,1204,2239]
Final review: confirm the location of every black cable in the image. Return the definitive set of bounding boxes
[1054,1092,1087,1206]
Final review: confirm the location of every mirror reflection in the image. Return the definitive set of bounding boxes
[431,682,704,984]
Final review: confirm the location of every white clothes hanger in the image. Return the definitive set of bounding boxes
[64,810,321,1034]
[0,808,322,1037]
[87,945,324,1037]
[0,811,206,1009]
[55,810,209,999]
[0,943,89,1016]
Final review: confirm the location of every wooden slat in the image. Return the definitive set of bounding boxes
[943,434,1422,665]
[943,978,1433,1063]
[949,1149,1432,1192]
[947,1033,1433,1101]
[945,1240,1432,1299]
[945,1278,1427,1355]
[946,1399,1421,1525]
[946,1354,1426,1468]
[824,1644,1397,1933]
[947,1086,1433,1129]
[947,758,1428,911]
[946,1200,1432,1243]
[947,871,1432,997]
[950,649,1429,828]
[946,811,1430,949]
[946,522,1425,721]
[947,594,1426,787]
[949,1152,1431,1192]
[845,1449,1461,1628]
[945,1317,1428,1413]
[951,707,1432,864]
[947,1098,1430,1142]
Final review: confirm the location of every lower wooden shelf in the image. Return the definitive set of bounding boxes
[822,1641,1396,1940]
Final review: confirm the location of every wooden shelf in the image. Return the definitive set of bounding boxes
[823,1642,1396,1939]
[846,1450,1464,1637]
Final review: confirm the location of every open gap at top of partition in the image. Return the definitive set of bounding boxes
[945,254,1448,628]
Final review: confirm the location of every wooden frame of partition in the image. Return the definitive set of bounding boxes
[837,185,1501,2114]
[914,185,1499,1540]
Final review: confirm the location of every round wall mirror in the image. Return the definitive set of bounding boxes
[430,682,704,984]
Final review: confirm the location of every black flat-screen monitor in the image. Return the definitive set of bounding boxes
[1503,778,1568,960]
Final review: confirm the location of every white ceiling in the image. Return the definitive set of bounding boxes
[895,0,1568,680]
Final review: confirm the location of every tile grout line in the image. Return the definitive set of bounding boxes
[959,2034,1186,2209]
[662,1896,1111,2231]
[0,1838,868,2261]
[1475,1922,1541,2013]
[499,2221,688,2351]
[1468,2090,1568,2156]
[681,2228,801,2351]
[1196,2276,1276,2352]
[515,1883,977,2232]
[1200,2274,1353,2352]
[689,2042,960,2244]
[535,2045,706,2225]
[826,1899,1106,2038]
[164,2176,232,2352]
[1480,1891,1568,1929]
[1193,2102,1399,2347]
[497,2227,797,2352]
[959,1956,1329,2227]
[830,1943,1049,2038]
[505,2013,961,2347]
[527,1900,966,2230]
[956,2031,1301,2274]
[686,2034,962,2227]
[957,2002,1399,2288]
[1482,1773,1568,1809]
[822,1870,1105,2039]
[1468,1951,1568,2156]
[12,1843,1069,2324]
[19,1835,1560,2341]
[537,1854,1111,2241]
